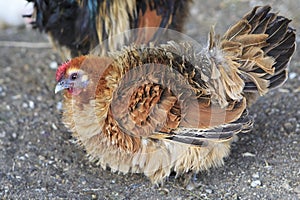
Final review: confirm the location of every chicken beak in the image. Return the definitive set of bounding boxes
[55,79,69,94]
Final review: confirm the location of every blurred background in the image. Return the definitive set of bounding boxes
[0,0,299,199]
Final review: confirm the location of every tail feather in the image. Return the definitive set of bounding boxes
[152,109,253,146]
[220,6,296,95]
[266,27,296,66]
[244,6,271,33]
[268,71,288,89]
[264,25,296,89]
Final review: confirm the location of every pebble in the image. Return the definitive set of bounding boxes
[284,122,294,132]
[15,176,22,179]
[19,156,25,161]
[12,132,17,139]
[4,185,9,193]
[289,72,297,79]
[0,131,6,138]
[52,123,58,130]
[282,181,292,191]
[250,180,262,187]
[28,100,35,109]
[278,88,290,93]
[36,96,43,101]
[91,194,97,200]
[38,155,45,161]
[205,188,213,194]
[12,94,21,100]
[22,102,28,108]
[48,160,55,165]
[4,66,11,72]
[252,172,260,179]
[242,152,256,157]
[293,87,300,93]
[56,102,62,110]
[294,185,300,194]
[185,183,195,191]
[49,61,58,69]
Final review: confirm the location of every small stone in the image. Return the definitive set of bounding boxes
[22,102,28,108]
[38,155,45,161]
[19,156,25,161]
[251,180,261,187]
[52,123,58,130]
[48,160,55,165]
[28,100,35,109]
[252,172,259,179]
[185,183,195,191]
[49,61,58,69]
[0,131,6,138]
[205,188,213,194]
[56,102,62,110]
[4,67,11,72]
[12,94,21,100]
[294,185,300,194]
[37,96,43,101]
[293,86,300,93]
[23,64,29,71]
[91,194,97,200]
[242,152,256,157]
[282,181,292,191]
[284,122,294,132]
[4,185,9,193]
[12,133,17,139]
[278,88,290,93]
[289,72,297,79]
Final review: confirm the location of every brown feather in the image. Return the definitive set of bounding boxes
[135,3,163,44]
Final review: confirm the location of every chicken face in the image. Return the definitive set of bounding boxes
[55,56,89,95]
[55,69,89,95]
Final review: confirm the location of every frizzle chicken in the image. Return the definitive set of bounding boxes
[55,6,296,184]
[26,0,191,60]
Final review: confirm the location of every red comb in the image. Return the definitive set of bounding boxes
[56,60,70,81]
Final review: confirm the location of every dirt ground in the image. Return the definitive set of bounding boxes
[0,0,299,199]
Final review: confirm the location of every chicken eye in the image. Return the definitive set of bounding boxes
[70,73,78,80]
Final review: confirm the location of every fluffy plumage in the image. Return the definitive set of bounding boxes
[26,0,191,60]
[55,6,296,184]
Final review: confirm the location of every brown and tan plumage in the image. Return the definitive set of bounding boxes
[55,6,296,184]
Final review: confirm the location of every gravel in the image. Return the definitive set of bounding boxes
[0,0,299,199]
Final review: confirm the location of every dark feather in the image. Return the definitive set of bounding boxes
[239,6,296,93]
[166,110,253,146]
[27,0,191,59]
